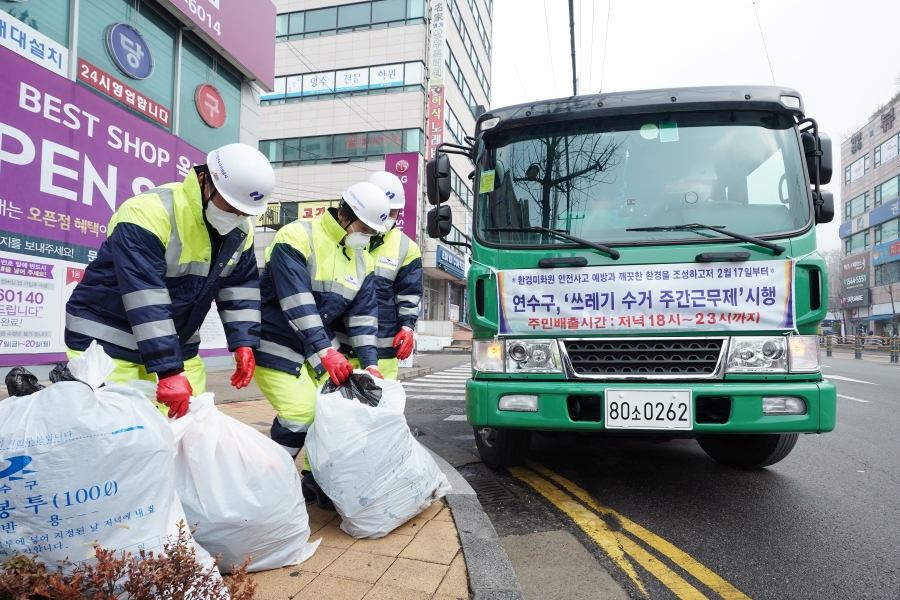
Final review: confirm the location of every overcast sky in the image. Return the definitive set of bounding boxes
[490,0,900,252]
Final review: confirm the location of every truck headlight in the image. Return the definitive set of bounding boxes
[506,339,562,373]
[789,335,820,372]
[473,339,504,372]
[726,336,788,372]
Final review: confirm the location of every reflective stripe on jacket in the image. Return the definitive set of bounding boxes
[367,228,423,359]
[254,208,378,377]
[64,170,260,373]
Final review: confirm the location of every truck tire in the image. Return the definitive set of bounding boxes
[474,427,532,468]
[697,433,799,469]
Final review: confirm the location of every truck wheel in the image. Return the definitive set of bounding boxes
[697,433,799,469]
[474,427,532,468]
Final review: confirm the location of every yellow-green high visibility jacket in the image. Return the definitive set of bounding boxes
[255,208,379,377]
[366,228,422,359]
[65,169,260,373]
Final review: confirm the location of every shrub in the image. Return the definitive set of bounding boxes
[0,522,256,600]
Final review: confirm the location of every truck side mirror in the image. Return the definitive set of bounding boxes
[426,205,452,238]
[426,154,451,205]
[802,132,833,186]
[814,189,834,224]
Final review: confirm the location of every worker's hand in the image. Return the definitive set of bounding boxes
[392,326,415,360]
[319,348,353,385]
[366,366,384,380]
[231,347,256,389]
[157,373,192,419]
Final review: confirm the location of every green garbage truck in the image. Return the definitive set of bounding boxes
[425,85,836,469]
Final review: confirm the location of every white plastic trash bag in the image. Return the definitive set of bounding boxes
[306,373,451,539]
[0,341,215,572]
[168,391,320,572]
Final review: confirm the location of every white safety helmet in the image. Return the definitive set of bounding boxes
[205,143,275,216]
[367,171,406,210]
[342,182,391,233]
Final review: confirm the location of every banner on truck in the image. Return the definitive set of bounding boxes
[497,260,796,335]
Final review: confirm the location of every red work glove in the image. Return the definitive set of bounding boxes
[319,348,353,385]
[231,347,255,389]
[392,326,415,360]
[366,366,384,380]
[157,373,192,419]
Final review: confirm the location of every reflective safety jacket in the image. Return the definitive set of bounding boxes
[367,228,423,359]
[255,208,379,377]
[65,170,261,373]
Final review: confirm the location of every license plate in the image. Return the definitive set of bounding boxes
[604,389,693,430]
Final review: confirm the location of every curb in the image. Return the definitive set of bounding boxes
[398,366,434,380]
[426,449,525,600]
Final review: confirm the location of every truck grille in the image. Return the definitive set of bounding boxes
[562,338,726,379]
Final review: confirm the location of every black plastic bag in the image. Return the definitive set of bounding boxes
[321,372,383,407]
[5,367,45,397]
[49,363,80,384]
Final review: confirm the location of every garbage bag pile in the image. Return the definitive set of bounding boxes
[0,342,215,571]
[168,391,319,572]
[306,371,451,539]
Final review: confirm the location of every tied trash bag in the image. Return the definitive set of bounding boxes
[165,391,320,573]
[320,372,383,407]
[4,367,45,397]
[306,371,451,539]
[0,342,216,571]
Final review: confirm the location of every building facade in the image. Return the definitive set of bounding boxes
[838,96,900,336]
[0,0,275,372]
[256,0,492,350]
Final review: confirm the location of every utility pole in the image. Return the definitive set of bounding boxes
[568,0,577,96]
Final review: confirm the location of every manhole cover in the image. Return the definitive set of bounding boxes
[468,477,515,505]
[415,406,466,414]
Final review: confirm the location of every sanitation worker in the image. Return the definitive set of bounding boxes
[252,181,390,510]
[65,143,273,419]
[361,171,423,379]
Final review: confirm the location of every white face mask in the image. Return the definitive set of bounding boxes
[205,202,245,235]
[344,232,373,249]
[383,217,397,230]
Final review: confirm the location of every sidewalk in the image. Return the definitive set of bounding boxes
[219,399,469,600]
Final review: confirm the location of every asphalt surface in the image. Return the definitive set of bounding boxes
[404,351,900,600]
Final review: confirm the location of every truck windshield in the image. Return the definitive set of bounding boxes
[476,111,810,247]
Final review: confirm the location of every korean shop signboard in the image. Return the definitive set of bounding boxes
[498,260,796,335]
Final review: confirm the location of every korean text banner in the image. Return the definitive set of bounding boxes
[163,0,276,91]
[0,48,206,251]
[385,152,421,241]
[498,261,795,335]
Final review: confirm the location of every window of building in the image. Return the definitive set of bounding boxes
[874,133,899,167]
[177,36,242,153]
[875,263,900,286]
[444,105,467,144]
[875,217,899,246]
[848,155,866,183]
[260,61,425,105]
[446,49,479,116]
[844,230,870,256]
[845,191,868,220]
[1,0,70,45]
[450,167,474,209]
[865,153,871,173]
[844,165,850,186]
[446,0,490,101]
[423,276,442,320]
[875,174,900,207]
[465,0,491,58]
[275,0,426,41]
[259,128,423,166]
[77,0,177,129]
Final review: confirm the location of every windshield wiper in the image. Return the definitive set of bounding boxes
[485,227,620,260]
[625,223,785,255]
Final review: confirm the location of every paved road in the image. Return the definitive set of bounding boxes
[405,354,900,600]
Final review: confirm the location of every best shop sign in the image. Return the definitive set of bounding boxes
[0,49,205,250]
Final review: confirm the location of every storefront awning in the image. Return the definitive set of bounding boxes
[861,314,896,322]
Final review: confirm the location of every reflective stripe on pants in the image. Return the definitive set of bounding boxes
[65,349,207,416]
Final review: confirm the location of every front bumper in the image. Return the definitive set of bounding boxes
[466,379,837,434]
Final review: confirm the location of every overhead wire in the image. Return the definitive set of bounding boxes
[587,0,596,92]
[752,2,776,85]
[598,0,612,93]
[542,0,558,97]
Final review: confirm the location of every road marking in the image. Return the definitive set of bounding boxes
[512,462,751,600]
[837,394,870,403]
[443,415,468,421]
[826,375,877,385]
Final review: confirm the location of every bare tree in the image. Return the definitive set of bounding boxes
[507,133,624,234]
[877,261,900,333]
[822,249,844,320]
